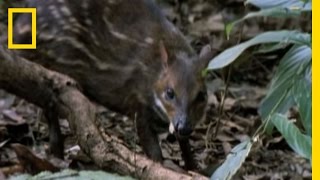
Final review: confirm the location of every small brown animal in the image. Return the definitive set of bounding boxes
[13,0,214,170]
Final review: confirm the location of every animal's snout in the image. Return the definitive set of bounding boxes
[174,116,193,136]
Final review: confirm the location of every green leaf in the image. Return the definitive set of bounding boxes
[256,43,288,54]
[245,0,312,11]
[271,113,311,160]
[259,45,311,120]
[211,140,252,180]
[293,77,311,136]
[259,45,311,134]
[207,31,310,70]
[9,169,136,180]
[226,8,301,38]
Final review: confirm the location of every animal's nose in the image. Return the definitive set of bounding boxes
[174,117,193,136]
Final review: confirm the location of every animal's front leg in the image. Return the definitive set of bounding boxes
[136,109,163,162]
[178,137,197,170]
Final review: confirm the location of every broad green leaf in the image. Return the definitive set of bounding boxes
[289,31,312,46]
[226,8,301,38]
[9,169,136,180]
[259,88,294,122]
[271,113,311,160]
[207,31,310,70]
[256,43,288,54]
[293,77,311,136]
[269,45,311,85]
[245,0,312,11]
[211,140,252,180]
[259,45,311,120]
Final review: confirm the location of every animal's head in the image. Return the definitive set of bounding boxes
[153,41,214,137]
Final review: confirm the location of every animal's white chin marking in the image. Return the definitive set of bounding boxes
[169,122,175,134]
[153,92,168,115]
[153,92,174,133]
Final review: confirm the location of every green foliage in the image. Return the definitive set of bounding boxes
[293,77,311,135]
[211,139,253,180]
[259,45,311,134]
[9,169,136,180]
[226,9,301,38]
[245,0,311,10]
[226,0,311,38]
[207,31,310,70]
[271,113,311,160]
[207,0,312,178]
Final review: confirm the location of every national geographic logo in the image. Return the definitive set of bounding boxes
[8,8,36,49]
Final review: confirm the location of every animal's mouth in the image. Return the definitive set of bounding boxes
[170,122,193,137]
[154,107,193,137]
[166,125,191,143]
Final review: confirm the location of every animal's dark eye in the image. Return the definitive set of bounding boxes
[165,88,175,100]
[196,91,207,102]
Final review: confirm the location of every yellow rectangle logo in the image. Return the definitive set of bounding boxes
[8,8,37,49]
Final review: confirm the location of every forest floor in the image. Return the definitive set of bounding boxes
[0,0,311,179]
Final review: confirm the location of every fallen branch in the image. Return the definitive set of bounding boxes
[0,45,208,180]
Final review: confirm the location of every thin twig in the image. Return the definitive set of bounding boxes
[214,67,232,138]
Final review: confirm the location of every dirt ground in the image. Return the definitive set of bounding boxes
[0,0,311,179]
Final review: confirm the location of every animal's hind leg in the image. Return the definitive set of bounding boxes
[43,107,64,158]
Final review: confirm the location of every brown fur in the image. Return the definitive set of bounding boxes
[13,0,213,170]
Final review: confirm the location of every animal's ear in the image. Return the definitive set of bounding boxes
[159,40,169,69]
[195,44,216,72]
